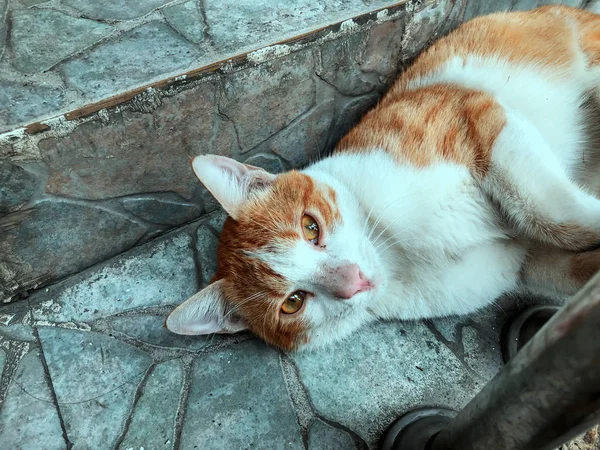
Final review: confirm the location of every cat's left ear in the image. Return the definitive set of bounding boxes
[165,279,248,335]
[191,155,275,220]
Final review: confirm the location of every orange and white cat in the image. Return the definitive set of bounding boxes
[166,5,600,351]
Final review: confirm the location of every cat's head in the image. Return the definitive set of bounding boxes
[166,155,383,351]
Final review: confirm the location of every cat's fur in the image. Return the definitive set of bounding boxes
[166,5,600,351]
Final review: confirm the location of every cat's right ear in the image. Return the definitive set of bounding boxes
[191,155,275,220]
[165,279,247,335]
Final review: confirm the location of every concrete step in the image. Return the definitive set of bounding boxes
[0,0,401,133]
[0,0,586,302]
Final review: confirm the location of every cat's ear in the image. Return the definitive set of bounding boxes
[191,155,275,220]
[165,279,247,335]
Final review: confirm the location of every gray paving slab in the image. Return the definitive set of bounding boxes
[61,21,200,100]
[118,359,182,450]
[11,9,113,73]
[179,340,305,450]
[62,0,171,20]
[0,349,66,450]
[291,318,502,446]
[37,327,153,449]
[30,231,197,324]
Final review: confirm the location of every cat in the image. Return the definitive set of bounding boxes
[166,5,600,351]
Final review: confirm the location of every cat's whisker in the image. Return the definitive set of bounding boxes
[362,201,378,237]
[244,216,280,234]
[372,207,421,248]
[367,193,416,241]
[223,290,268,320]
[375,224,412,250]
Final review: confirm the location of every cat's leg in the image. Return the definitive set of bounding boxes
[521,244,600,298]
[481,111,600,251]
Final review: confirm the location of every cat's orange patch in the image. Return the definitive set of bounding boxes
[336,84,506,177]
[570,250,600,285]
[336,6,600,177]
[394,6,580,92]
[212,171,341,350]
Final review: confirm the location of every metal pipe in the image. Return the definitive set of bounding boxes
[430,272,600,450]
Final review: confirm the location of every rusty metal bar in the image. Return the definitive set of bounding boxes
[429,272,600,450]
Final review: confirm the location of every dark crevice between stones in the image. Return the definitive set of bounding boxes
[423,320,482,381]
[160,14,200,49]
[279,353,311,448]
[188,224,203,290]
[215,103,244,153]
[3,8,14,60]
[279,352,369,450]
[0,340,31,411]
[83,315,252,363]
[113,363,156,450]
[317,416,369,450]
[32,327,74,450]
[197,0,214,43]
[29,2,124,26]
[237,97,319,158]
[172,356,193,450]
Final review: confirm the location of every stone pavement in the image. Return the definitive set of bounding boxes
[0,0,396,132]
[0,209,568,449]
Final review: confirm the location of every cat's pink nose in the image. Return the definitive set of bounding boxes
[333,264,373,299]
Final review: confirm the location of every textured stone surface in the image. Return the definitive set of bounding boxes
[292,320,497,444]
[320,32,377,96]
[463,0,513,22]
[0,159,36,215]
[559,426,600,450]
[0,0,7,60]
[0,201,145,301]
[30,232,196,323]
[329,93,380,146]
[512,0,539,10]
[308,419,357,449]
[244,152,286,173]
[11,9,113,73]
[107,315,223,349]
[119,360,182,450]
[267,97,335,167]
[180,340,304,449]
[402,0,454,62]
[359,17,405,79]
[38,327,153,448]
[40,82,216,200]
[205,0,384,54]
[63,0,170,20]
[0,81,65,131]
[61,22,200,99]
[0,350,65,449]
[121,196,202,226]
[19,0,48,5]
[163,0,206,44]
[196,221,220,287]
[220,49,316,151]
[0,323,36,341]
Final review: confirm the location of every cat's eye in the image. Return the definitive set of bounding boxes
[302,214,320,244]
[281,291,306,314]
